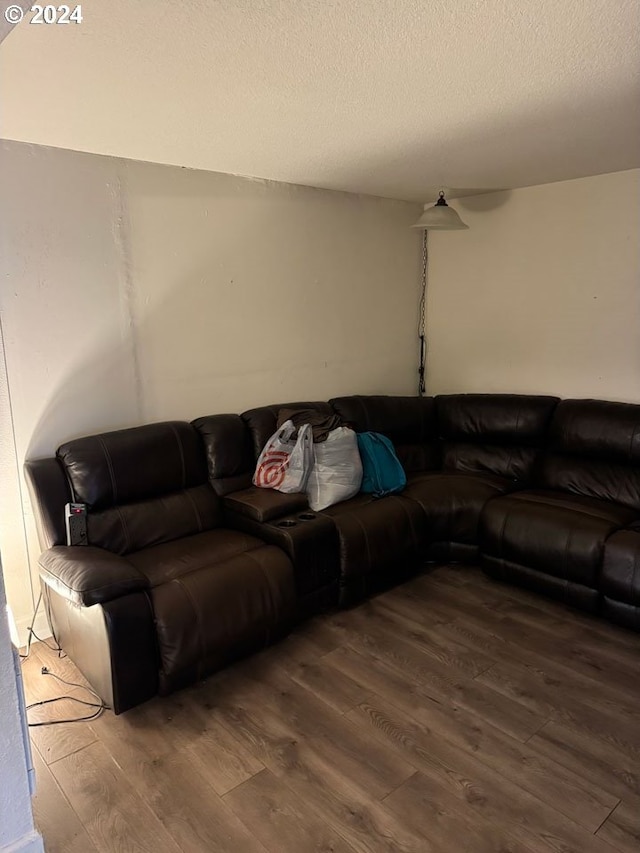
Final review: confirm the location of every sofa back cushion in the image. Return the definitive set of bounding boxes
[436,394,559,482]
[539,399,640,509]
[192,414,255,495]
[241,401,334,460]
[57,422,221,554]
[329,395,439,473]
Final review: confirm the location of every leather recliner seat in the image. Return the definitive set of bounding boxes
[26,421,295,712]
[481,400,640,612]
[193,404,342,615]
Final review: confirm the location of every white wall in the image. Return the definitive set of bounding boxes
[0,144,141,640]
[125,162,420,418]
[426,169,640,400]
[0,563,43,852]
[0,140,422,635]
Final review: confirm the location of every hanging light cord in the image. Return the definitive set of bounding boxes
[418,229,428,396]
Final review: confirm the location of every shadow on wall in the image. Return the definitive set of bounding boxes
[22,238,228,461]
[20,177,267,460]
[455,191,513,213]
[24,341,141,461]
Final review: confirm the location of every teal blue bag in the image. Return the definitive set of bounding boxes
[357,432,407,497]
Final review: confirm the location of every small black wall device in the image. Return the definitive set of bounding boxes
[65,502,88,546]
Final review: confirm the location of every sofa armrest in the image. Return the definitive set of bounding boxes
[39,546,149,607]
[223,486,308,523]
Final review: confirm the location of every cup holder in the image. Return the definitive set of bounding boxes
[298,513,317,521]
[276,519,297,528]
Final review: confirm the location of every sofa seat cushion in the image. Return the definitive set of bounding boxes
[481,490,637,589]
[320,494,424,605]
[403,471,512,544]
[601,528,640,629]
[128,529,268,587]
[134,538,295,692]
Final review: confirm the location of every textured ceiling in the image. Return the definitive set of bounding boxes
[0,0,638,201]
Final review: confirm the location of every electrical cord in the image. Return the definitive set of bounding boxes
[17,591,100,725]
[19,591,65,662]
[26,667,107,727]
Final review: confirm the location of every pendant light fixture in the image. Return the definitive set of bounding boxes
[411,190,469,396]
[411,190,469,231]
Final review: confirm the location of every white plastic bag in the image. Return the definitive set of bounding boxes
[253,420,313,494]
[306,426,363,511]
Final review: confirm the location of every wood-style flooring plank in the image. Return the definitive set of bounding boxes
[408,575,640,707]
[182,708,266,796]
[328,600,496,678]
[347,695,620,853]
[223,768,358,853]
[278,653,374,714]
[225,752,435,853]
[31,749,99,853]
[49,741,182,853]
[87,689,204,782]
[199,666,435,852]
[596,799,640,853]
[529,720,640,800]
[205,660,417,801]
[383,769,539,853]
[324,628,545,742]
[92,681,266,799]
[122,748,268,853]
[477,661,640,759]
[328,641,617,831]
[433,611,640,724]
[419,571,640,682]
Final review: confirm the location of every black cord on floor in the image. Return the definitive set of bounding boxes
[26,667,107,727]
[18,591,104,724]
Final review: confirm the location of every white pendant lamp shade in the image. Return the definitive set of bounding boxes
[411,191,469,230]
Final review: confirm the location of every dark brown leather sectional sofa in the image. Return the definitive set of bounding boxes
[25,394,640,714]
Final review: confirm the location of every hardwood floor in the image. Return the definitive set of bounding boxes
[23,565,640,853]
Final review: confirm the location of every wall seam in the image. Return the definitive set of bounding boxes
[111,163,144,423]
